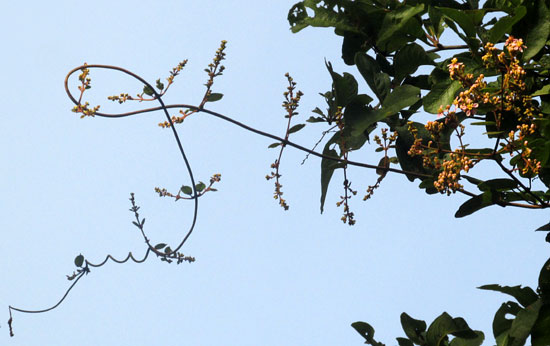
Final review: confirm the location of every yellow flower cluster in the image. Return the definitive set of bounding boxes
[433,151,474,195]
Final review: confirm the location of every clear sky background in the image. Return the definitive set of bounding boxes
[1,1,549,345]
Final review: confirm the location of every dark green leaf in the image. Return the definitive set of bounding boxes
[342,32,366,66]
[487,6,527,43]
[288,1,361,34]
[508,299,542,346]
[492,301,521,341]
[351,322,385,346]
[376,156,390,177]
[478,285,539,308]
[539,257,550,303]
[288,124,306,134]
[454,191,498,218]
[396,337,414,346]
[268,142,282,148]
[74,254,84,268]
[156,78,164,91]
[531,304,550,346]
[426,312,479,346]
[195,182,206,192]
[394,43,434,82]
[523,0,550,61]
[428,6,445,38]
[376,4,425,51]
[423,79,462,114]
[154,243,167,250]
[143,85,154,96]
[461,175,484,185]
[532,85,550,97]
[535,223,550,231]
[351,85,420,136]
[449,331,485,346]
[165,246,172,254]
[306,116,325,123]
[477,179,518,192]
[207,93,224,102]
[326,61,358,107]
[180,185,193,195]
[320,141,345,213]
[355,52,390,102]
[400,312,427,345]
[437,7,479,38]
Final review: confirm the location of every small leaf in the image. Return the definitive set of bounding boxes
[195,182,206,192]
[154,243,167,250]
[180,185,193,195]
[306,116,325,123]
[288,124,306,134]
[156,78,165,91]
[165,246,172,254]
[396,337,414,346]
[268,142,281,148]
[74,254,84,268]
[478,284,539,308]
[143,85,154,96]
[207,93,224,102]
[132,221,140,228]
[351,322,385,346]
[400,313,427,345]
[535,223,550,231]
[532,85,550,97]
[449,331,485,346]
[376,156,390,177]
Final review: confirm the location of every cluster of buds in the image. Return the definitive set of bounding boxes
[266,161,288,210]
[410,36,545,196]
[482,38,534,120]
[107,93,132,104]
[154,174,221,201]
[433,151,474,195]
[72,102,100,118]
[167,60,188,85]
[266,73,305,211]
[282,73,304,117]
[78,64,91,91]
[71,64,101,118]
[199,41,227,109]
[445,58,486,117]
[364,128,398,202]
[337,179,357,225]
[159,251,196,265]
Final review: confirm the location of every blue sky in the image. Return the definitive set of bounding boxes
[1,1,549,345]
